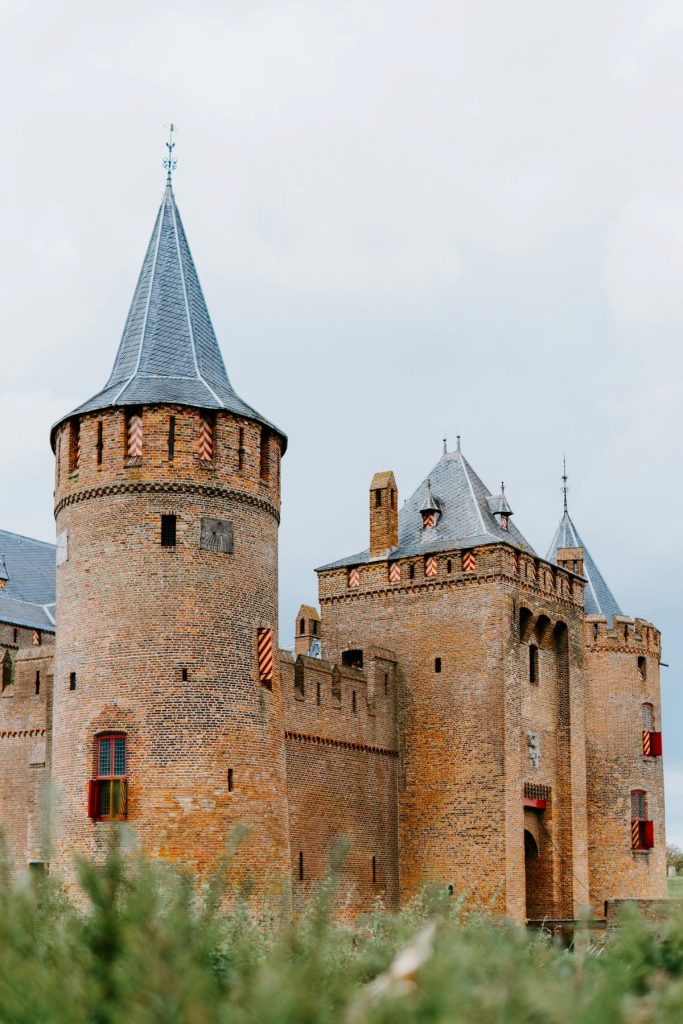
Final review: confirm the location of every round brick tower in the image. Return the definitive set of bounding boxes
[49,169,291,904]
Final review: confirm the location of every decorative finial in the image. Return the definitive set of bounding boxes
[456,435,461,452]
[164,122,177,184]
[443,438,447,455]
[561,455,569,514]
[501,481,505,494]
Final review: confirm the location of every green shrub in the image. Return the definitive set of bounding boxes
[0,833,682,1023]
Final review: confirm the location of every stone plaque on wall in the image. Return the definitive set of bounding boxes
[56,529,68,566]
[200,517,233,554]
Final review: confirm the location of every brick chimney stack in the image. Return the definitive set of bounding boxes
[369,471,398,557]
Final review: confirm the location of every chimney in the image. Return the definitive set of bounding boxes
[369,471,398,557]
[294,604,322,657]
[557,546,584,577]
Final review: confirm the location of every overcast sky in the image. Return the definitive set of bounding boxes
[0,1,681,845]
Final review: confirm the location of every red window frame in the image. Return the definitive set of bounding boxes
[88,734,128,822]
[641,704,662,757]
[630,789,654,850]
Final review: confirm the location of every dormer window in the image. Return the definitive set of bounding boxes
[500,514,509,531]
[493,483,513,533]
[420,479,441,529]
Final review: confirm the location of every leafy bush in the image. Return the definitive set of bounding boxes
[0,833,682,1023]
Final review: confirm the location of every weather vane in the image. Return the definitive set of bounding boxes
[561,455,569,513]
[164,122,177,183]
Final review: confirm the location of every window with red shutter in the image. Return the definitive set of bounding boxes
[89,734,128,822]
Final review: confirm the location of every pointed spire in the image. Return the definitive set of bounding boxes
[547,477,622,623]
[52,157,286,451]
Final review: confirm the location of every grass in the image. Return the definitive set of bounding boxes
[669,875,683,898]
[1,834,683,1023]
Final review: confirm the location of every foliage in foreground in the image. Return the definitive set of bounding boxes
[0,837,683,1023]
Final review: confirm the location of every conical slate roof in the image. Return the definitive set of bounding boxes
[318,447,536,570]
[52,183,285,449]
[547,512,622,622]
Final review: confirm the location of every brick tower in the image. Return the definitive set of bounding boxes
[49,160,291,901]
[318,444,590,921]
[547,492,666,914]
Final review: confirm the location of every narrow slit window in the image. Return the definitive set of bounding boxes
[35,670,40,695]
[181,667,188,682]
[316,681,321,705]
[529,644,539,684]
[238,427,245,471]
[168,416,176,461]
[638,656,647,681]
[408,563,415,580]
[299,618,305,635]
[434,657,442,674]
[69,419,80,473]
[372,855,377,883]
[299,851,304,881]
[228,768,234,792]
[260,427,270,481]
[352,690,357,712]
[96,421,104,466]
[374,488,382,507]
[161,514,177,547]
[69,671,77,691]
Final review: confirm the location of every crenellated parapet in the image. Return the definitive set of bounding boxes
[583,614,661,657]
[280,647,398,754]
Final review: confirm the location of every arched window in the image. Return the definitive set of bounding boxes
[299,618,305,635]
[88,734,128,822]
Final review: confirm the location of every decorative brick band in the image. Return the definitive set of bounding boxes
[0,728,47,739]
[321,572,582,609]
[285,729,398,758]
[54,481,280,522]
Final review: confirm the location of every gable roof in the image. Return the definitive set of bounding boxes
[51,182,286,451]
[318,448,536,571]
[546,512,622,623]
[0,530,55,632]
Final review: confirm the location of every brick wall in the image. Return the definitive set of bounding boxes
[0,645,53,866]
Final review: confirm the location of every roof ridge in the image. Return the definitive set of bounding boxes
[0,529,55,548]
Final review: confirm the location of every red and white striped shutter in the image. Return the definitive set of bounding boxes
[348,568,360,588]
[425,556,438,577]
[127,414,143,458]
[422,512,435,529]
[388,562,401,583]
[463,551,477,572]
[257,627,274,685]
[198,416,214,461]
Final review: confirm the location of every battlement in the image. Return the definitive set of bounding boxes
[583,614,661,655]
[318,543,584,613]
[280,647,398,752]
[53,406,282,518]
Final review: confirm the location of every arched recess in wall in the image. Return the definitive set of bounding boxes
[1,650,13,691]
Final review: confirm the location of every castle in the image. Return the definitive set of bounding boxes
[0,166,667,923]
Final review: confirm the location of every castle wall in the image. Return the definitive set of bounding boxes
[0,645,53,867]
[583,616,667,912]
[318,543,588,921]
[280,651,399,915]
[51,406,291,905]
